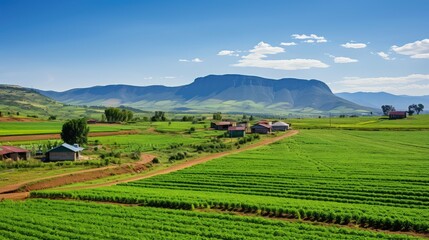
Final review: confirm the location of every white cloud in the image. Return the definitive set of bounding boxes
[334,57,358,63]
[144,77,153,80]
[233,41,329,70]
[164,76,176,79]
[332,74,429,95]
[217,50,239,56]
[280,42,297,46]
[376,51,393,60]
[391,39,429,59]
[179,58,203,63]
[341,42,367,49]
[291,34,327,43]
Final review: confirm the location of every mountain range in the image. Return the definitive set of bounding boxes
[336,92,429,111]
[38,74,371,115]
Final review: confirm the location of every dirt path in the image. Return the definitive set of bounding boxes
[0,130,298,200]
[60,130,299,191]
[0,154,156,198]
[0,129,140,142]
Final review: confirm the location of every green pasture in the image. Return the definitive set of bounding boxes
[291,114,429,130]
[0,121,145,136]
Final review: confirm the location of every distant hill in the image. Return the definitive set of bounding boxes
[0,85,104,120]
[336,92,429,111]
[38,74,371,115]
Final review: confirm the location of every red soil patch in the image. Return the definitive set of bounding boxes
[0,117,39,122]
[0,154,156,199]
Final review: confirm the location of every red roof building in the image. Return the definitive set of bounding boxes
[389,111,407,119]
[0,146,30,160]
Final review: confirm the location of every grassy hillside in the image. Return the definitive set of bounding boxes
[0,85,105,120]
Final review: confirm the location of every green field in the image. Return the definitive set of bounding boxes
[292,114,429,130]
[0,199,421,240]
[35,129,429,233]
[0,121,146,136]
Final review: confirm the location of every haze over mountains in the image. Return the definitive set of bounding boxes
[38,74,371,115]
[336,92,429,111]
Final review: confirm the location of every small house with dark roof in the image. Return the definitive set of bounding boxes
[251,123,272,134]
[272,121,289,131]
[87,119,98,124]
[0,146,30,160]
[211,121,236,130]
[46,143,84,161]
[228,126,246,138]
[389,111,407,119]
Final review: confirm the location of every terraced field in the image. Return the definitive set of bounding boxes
[0,199,421,240]
[34,130,429,233]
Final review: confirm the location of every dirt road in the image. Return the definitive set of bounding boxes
[0,154,155,199]
[60,130,299,191]
[0,130,298,200]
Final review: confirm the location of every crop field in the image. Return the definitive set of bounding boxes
[292,114,429,130]
[35,130,429,233]
[0,199,421,240]
[0,121,143,136]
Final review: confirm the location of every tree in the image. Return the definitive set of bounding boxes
[213,112,222,121]
[61,118,89,145]
[151,111,166,121]
[408,104,416,116]
[416,104,424,115]
[104,107,133,122]
[0,111,2,117]
[242,114,247,120]
[381,105,395,116]
[101,114,106,122]
[249,115,254,121]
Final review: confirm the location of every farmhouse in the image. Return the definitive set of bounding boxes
[46,143,84,161]
[211,121,236,130]
[272,121,289,131]
[87,119,98,124]
[0,146,30,160]
[228,126,246,138]
[389,111,407,119]
[251,123,272,134]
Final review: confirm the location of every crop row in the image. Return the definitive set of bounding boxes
[31,187,429,233]
[1,199,420,240]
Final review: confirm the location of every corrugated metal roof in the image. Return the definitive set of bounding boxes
[251,123,272,129]
[272,121,289,126]
[47,143,84,153]
[0,146,29,155]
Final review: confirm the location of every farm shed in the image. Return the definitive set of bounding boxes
[389,111,407,119]
[211,121,236,130]
[87,119,98,124]
[251,124,272,134]
[0,146,30,160]
[272,121,289,131]
[228,126,246,138]
[46,143,84,161]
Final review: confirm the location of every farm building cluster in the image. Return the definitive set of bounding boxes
[211,120,290,137]
[0,143,84,162]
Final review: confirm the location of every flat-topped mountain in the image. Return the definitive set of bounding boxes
[38,74,371,114]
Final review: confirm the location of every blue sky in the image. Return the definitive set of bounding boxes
[1,0,428,95]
